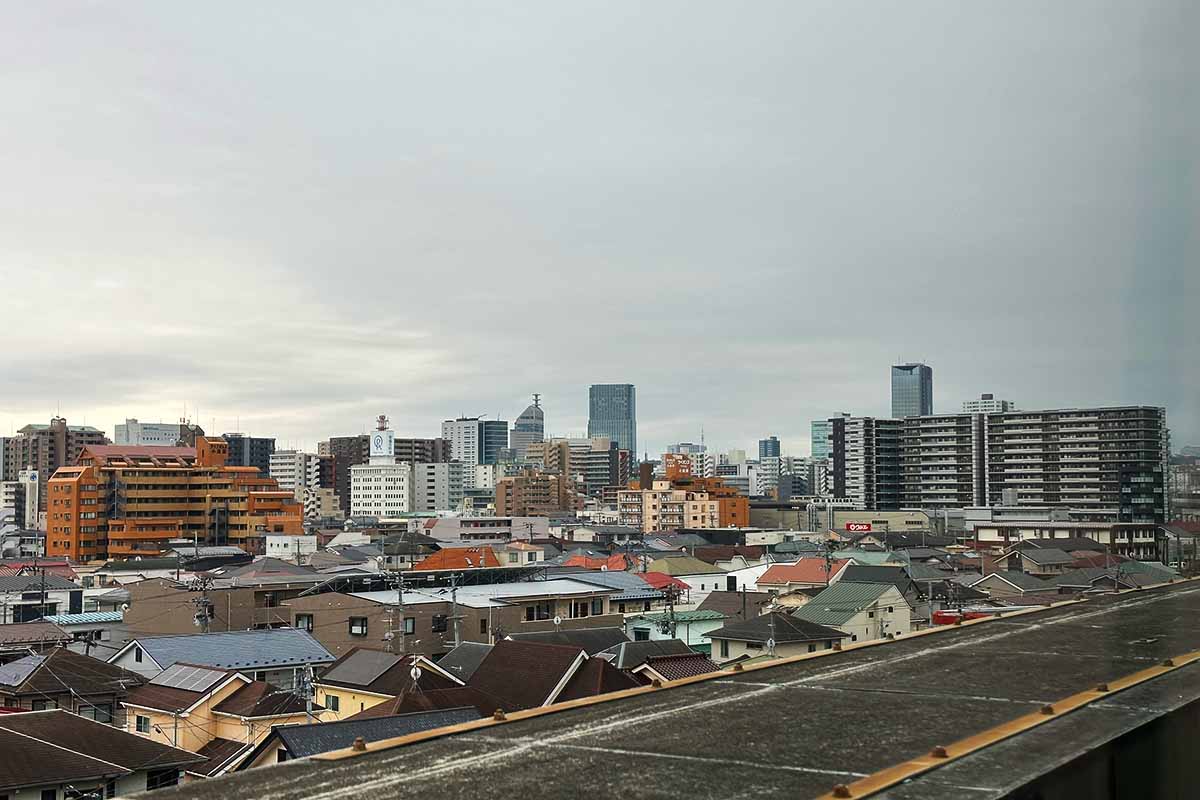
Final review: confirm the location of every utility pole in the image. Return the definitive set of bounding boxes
[189,576,214,633]
[448,571,463,649]
[300,663,316,724]
[388,571,407,658]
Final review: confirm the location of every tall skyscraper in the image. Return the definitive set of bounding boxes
[811,414,848,461]
[891,362,934,417]
[588,384,636,458]
[441,417,509,466]
[758,436,781,459]
[509,394,545,460]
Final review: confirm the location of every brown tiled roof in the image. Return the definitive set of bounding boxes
[125,683,208,713]
[411,547,501,571]
[188,737,253,777]
[1,647,144,698]
[318,648,459,696]
[0,710,202,780]
[0,621,69,646]
[690,545,765,564]
[0,725,128,789]
[213,680,319,718]
[556,656,640,703]
[467,640,586,711]
[697,590,773,621]
[638,653,720,682]
[348,686,506,719]
[758,558,851,586]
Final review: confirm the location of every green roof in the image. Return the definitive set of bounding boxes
[831,550,900,566]
[792,581,899,626]
[630,610,727,624]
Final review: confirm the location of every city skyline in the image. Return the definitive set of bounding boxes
[1,2,1195,455]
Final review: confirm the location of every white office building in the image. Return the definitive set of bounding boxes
[962,393,1017,414]
[114,418,189,446]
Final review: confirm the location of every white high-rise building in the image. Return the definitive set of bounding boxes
[350,463,413,518]
[962,393,1017,413]
[114,418,193,446]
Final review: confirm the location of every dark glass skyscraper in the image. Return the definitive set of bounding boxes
[758,436,780,459]
[891,363,933,417]
[588,384,636,458]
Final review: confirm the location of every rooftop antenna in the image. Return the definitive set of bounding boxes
[532,393,541,408]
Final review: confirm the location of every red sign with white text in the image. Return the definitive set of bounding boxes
[845,522,872,532]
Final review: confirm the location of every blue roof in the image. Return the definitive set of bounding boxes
[44,611,124,626]
[130,629,335,671]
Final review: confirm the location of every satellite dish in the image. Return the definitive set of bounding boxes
[766,638,776,651]
[410,666,422,682]
[553,616,562,627]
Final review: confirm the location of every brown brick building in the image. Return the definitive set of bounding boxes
[495,469,582,517]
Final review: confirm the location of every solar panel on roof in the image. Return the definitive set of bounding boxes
[150,663,226,693]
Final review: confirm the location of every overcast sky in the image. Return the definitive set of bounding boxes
[1,1,1195,456]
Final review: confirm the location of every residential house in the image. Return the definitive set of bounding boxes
[506,627,630,655]
[1046,567,1162,594]
[313,648,463,720]
[623,610,727,654]
[705,612,848,664]
[0,647,145,725]
[410,547,502,571]
[994,546,1076,577]
[0,709,202,798]
[562,569,665,615]
[696,590,772,621]
[431,642,493,683]
[0,621,70,662]
[498,541,546,567]
[757,559,851,593]
[237,708,481,770]
[467,639,638,711]
[793,581,913,643]
[122,662,321,779]
[645,555,728,606]
[109,628,334,689]
[0,574,83,624]
[967,572,1054,599]
[43,611,125,658]
[631,652,721,683]
[599,639,696,674]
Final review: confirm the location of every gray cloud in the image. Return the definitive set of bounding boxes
[1,0,1195,455]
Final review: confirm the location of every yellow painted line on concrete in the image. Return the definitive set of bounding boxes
[313,576,1199,763]
[815,647,1200,799]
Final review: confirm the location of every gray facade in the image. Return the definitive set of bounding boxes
[510,395,545,460]
[758,436,781,459]
[588,384,636,459]
[222,433,276,476]
[891,363,933,417]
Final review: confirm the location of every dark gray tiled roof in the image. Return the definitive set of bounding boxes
[506,627,630,656]
[435,642,493,682]
[600,639,694,670]
[274,708,480,758]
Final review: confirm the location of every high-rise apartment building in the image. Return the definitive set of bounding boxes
[3,418,109,512]
[588,384,636,458]
[349,463,413,518]
[962,394,1017,414]
[269,451,338,519]
[442,418,509,466]
[323,434,369,516]
[891,363,934,417]
[524,437,626,497]
[617,477,748,533]
[825,406,1168,523]
[830,416,902,510]
[509,395,545,461]
[221,433,276,476]
[495,469,581,517]
[45,438,303,560]
[114,418,205,447]
[412,462,464,513]
[811,418,843,461]
[758,436,781,459]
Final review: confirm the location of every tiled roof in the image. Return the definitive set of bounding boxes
[792,582,900,626]
[125,629,335,671]
[0,574,80,592]
[556,656,640,702]
[434,642,493,682]
[646,555,726,576]
[411,547,502,570]
[318,649,459,695]
[628,610,726,624]
[43,611,124,626]
[467,640,586,711]
[125,680,214,713]
[0,648,145,697]
[636,572,691,591]
[599,639,695,671]
[1014,548,1075,565]
[271,709,481,758]
[506,627,630,656]
[706,612,848,644]
[189,737,254,777]
[560,569,664,600]
[561,553,632,571]
[0,621,69,646]
[697,590,773,620]
[970,571,1053,592]
[637,652,720,681]
[213,680,319,717]
[349,686,505,719]
[0,710,202,790]
[758,558,850,587]
[689,545,765,564]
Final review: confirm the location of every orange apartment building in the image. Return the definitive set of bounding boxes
[46,437,303,561]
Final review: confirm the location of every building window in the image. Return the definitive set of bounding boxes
[644,601,652,611]
[349,618,368,636]
[404,618,416,635]
[106,779,117,798]
[79,703,113,723]
[145,769,180,791]
[134,646,143,663]
[479,618,488,635]
[295,614,314,632]
[431,614,448,633]
[524,601,552,621]
[31,699,58,711]
[42,790,57,800]
[277,749,290,763]
[136,715,150,733]
[591,598,603,616]
[719,640,729,658]
[808,643,818,653]
[633,628,650,641]
[507,553,519,564]
[327,695,340,712]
